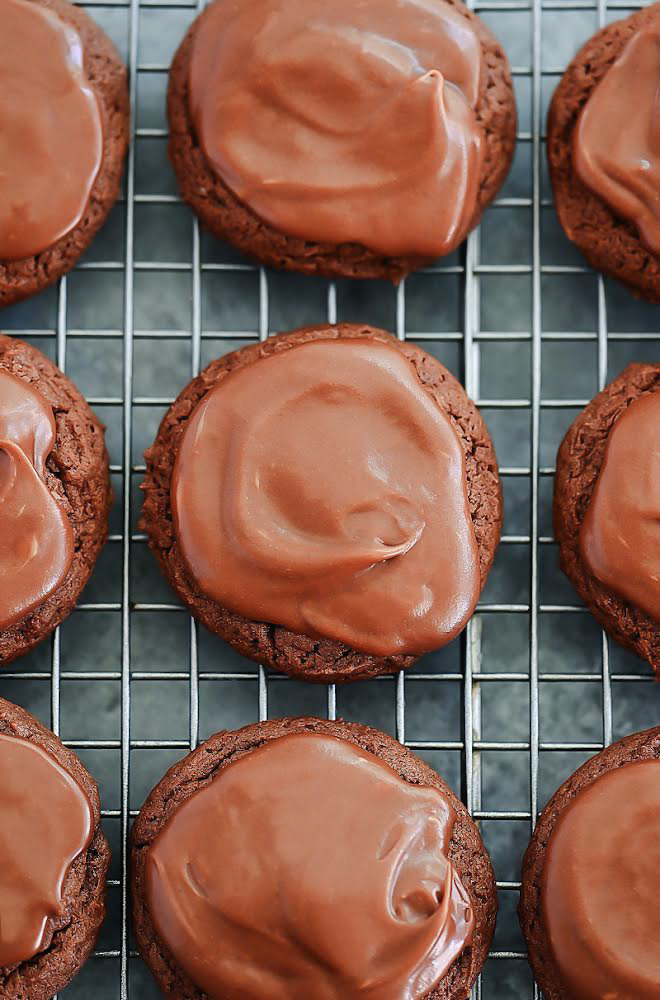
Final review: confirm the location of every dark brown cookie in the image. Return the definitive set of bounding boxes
[518,726,660,1000]
[140,323,502,683]
[553,363,660,673]
[0,0,129,309]
[547,6,660,303]
[167,2,516,281]
[0,696,110,1000]
[131,716,497,1000]
[0,335,111,665]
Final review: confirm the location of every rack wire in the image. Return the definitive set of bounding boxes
[1,1,658,998]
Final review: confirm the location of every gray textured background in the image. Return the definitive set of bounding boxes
[0,2,658,998]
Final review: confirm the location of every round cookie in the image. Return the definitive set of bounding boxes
[0,696,110,1000]
[0,0,129,308]
[0,335,111,665]
[131,716,497,1000]
[167,0,516,281]
[553,363,659,673]
[518,727,660,1000]
[547,5,660,303]
[140,323,502,682]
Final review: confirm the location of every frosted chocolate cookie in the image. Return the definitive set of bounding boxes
[554,363,660,673]
[0,696,110,1000]
[547,5,660,302]
[0,335,111,665]
[131,717,497,1000]
[141,323,501,682]
[519,727,660,1000]
[0,0,129,307]
[167,0,516,280]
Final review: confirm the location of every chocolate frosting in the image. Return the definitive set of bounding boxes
[0,733,93,968]
[145,732,474,1000]
[579,390,660,623]
[542,759,660,1000]
[188,0,484,259]
[573,15,660,255]
[0,369,74,629]
[171,338,480,655]
[0,0,103,261]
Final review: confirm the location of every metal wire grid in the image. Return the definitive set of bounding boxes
[0,0,658,997]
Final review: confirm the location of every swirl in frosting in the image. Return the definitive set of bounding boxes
[188,0,484,259]
[0,370,74,629]
[145,732,475,1000]
[171,337,480,655]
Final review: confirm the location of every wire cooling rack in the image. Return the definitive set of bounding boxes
[1,1,658,998]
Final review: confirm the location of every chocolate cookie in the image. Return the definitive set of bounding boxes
[131,716,497,1000]
[0,0,129,308]
[0,696,110,1000]
[553,364,660,673]
[167,0,516,281]
[547,5,660,303]
[140,323,501,682]
[0,335,111,665]
[518,727,660,1000]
